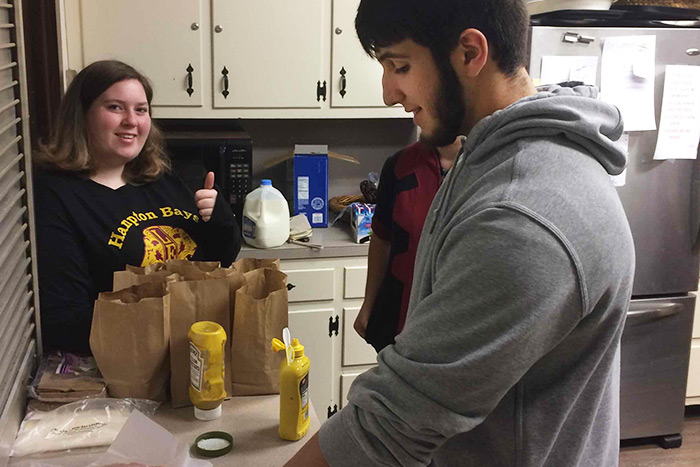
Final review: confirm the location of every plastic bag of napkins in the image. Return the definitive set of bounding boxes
[11,398,158,458]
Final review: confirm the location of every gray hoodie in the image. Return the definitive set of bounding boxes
[319,85,635,467]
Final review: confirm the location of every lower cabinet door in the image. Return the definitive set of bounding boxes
[289,307,337,421]
[341,371,362,409]
[342,307,378,367]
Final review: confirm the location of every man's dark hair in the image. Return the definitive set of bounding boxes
[356,0,530,76]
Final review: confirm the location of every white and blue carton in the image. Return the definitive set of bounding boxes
[291,145,329,227]
[261,145,360,229]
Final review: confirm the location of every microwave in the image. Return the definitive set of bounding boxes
[159,120,253,225]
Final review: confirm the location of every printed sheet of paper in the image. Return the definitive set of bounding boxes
[600,35,657,132]
[653,65,700,160]
[610,133,629,187]
[540,56,598,86]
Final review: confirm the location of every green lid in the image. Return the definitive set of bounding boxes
[194,431,233,458]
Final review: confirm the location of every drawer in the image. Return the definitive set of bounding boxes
[284,267,335,303]
[344,266,367,299]
[342,307,378,366]
[620,296,695,439]
[688,340,700,398]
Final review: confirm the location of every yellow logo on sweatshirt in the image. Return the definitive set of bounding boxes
[141,225,197,266]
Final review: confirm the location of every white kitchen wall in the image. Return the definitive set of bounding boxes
[240,118,418,199]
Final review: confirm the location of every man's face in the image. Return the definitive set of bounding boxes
[377,39,466,147]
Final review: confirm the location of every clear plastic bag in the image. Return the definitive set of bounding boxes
[28,352,106,405]
[10,398,159,458]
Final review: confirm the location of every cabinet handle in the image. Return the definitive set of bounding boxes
[339,67,347,98]
[221,66,229,99]
[627,301,682,319]
[316,80,327,102]
[286,283,296,291]
[327,404,338,418]
[186,64,194,97]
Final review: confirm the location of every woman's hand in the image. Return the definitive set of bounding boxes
[195,172,218,222]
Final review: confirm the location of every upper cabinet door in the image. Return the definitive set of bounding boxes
[212,0,324,109]
[330,0,387,108]
[79,0,205,108]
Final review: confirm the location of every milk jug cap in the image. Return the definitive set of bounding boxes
[261,179,272,186]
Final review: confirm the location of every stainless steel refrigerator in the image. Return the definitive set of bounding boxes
[529,6,700,448]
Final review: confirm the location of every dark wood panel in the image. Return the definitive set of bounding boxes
[22,0,61,147]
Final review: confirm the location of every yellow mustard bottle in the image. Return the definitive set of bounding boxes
[189,321,227,420]
[271,337,310,441]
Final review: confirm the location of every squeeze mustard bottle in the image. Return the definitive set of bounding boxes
[271,336,310,441]
[189,321,227,420]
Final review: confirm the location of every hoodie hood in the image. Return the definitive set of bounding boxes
[429,84,626,234]
[462,84,626,176]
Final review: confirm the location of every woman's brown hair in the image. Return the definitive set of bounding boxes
[35,60,170,183]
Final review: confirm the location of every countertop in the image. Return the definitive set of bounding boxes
[238,223,369,260]
[154,395,321,466]
[9,396,320,467]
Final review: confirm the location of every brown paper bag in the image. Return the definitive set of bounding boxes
[167,272,231,407]
[164,259,220,277]
[231,268,288,395]
[163,260,245,406]
[113,264,178,291]
[232,257,280,273]
[90,282,170,400]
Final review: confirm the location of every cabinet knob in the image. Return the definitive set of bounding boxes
[191,22,199,31]
[215,25,223,33]
[335,27,342,35]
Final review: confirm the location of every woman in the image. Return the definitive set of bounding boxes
[34,60,241,354]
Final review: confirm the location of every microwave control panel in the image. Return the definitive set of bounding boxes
[224,145,252,206]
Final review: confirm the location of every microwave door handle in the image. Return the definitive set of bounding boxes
[627,302,682,319]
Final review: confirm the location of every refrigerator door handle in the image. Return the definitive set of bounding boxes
[627,302,682,319]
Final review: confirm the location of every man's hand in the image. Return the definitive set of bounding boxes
[354,302,372,339]
[195,171,218,222]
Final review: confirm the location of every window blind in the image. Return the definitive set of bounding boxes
[0,0,41,461]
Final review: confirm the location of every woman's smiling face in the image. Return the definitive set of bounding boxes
[85,78,151,169]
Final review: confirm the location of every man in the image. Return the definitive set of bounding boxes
[287,0,634,465]
[355,137,463,352]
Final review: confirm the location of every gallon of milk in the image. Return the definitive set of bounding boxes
[242,179,290,248]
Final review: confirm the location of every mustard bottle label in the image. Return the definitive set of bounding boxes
[189,342,204,392]
[300,373,309,421]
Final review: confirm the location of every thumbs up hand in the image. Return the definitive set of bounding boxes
[195,171,218,222]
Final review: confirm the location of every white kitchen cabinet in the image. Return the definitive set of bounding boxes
[281,255,371,421]
[77,0,205,108]
[342,307,377,366]
[211,0,324,109]
[330,0,387,108]
[58,0,408,119]
[686,290,700,405]
[288,305,336,419]
[339,306,377,409]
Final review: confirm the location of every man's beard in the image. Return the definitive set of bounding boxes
[419,56,466,148]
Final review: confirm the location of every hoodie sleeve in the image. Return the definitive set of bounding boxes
[319,206,585,466]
